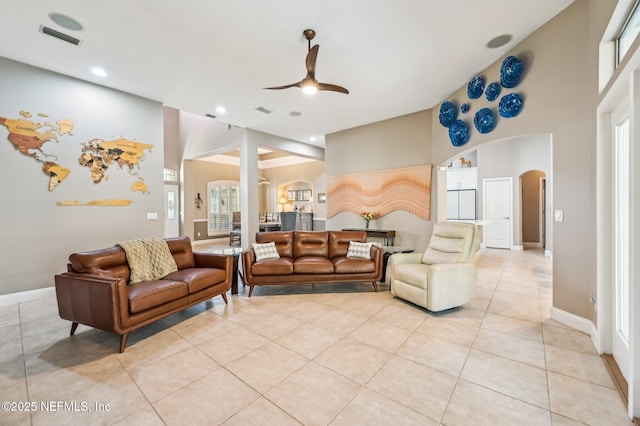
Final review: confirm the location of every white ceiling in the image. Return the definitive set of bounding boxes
[0,0,574,148]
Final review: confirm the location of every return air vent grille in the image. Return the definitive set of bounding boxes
[255,106,273,114]
[40,25,81,45]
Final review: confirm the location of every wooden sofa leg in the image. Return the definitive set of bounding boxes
[248,286,254,297]
[119,333,129,353]
[372,281,378,292]
[221,292,228,304]
[70,322,79,336]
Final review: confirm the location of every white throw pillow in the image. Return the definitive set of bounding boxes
[346,241,373,259]
[252,241,280,261]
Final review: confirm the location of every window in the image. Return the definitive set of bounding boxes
[164,168,177,182]
[207,181,240,235]
[617,0,640,65]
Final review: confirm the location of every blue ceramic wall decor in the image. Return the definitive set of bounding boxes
[439,101,457,127]
[473,108,496,133]
[448,119,470,146]
[485,82,501,101]
[461,103,470,114]
[498,93,524,118]
[500,56,523,88]
[467,76,485,99]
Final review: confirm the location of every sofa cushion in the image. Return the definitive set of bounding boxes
[333,257,376,274]
[68,246,131,280]
[294,257,334,274]
[293,231,329,258]
[329,231,367,258]
[166,236,196,269]
[252,242,280,262]
[128,280,189,314]
[164,268,227,294]
[256,231,293,258]
[252,257,294,275]
[422,222,475,265]
[346,241,373,259]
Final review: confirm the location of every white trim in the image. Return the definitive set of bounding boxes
[511,245,524,251]
[523,242,542,248]
[0,286,55,307]
[551,306,600,352]
[544,249,553,258]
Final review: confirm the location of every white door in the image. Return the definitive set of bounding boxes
[483,177,512,249]
[164,184,179,238]
[612,102,631,382]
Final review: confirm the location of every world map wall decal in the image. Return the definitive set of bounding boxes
[0,109,153,206]
[439,55,525,146]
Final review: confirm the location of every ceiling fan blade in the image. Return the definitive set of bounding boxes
[264,81,302,90]
[317,82,349,94]
[306,44,319,79]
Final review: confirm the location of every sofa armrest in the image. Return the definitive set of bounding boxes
[389,252,423,266]
[194,252,233,270]
[54,272,129,334]
[241,249,256,283]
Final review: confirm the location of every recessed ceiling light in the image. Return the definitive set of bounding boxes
[309,136,316,142]
[216,106,226,114]
[487,34,512,49]
[49,13,83,31]
[91,67,107,77]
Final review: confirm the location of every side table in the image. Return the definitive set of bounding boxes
[209,247,243,295]
[381,246,414,285]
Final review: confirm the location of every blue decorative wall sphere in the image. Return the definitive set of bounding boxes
[467,76,485,99]
[461,103,470,114]
[439,101,457,127]
[498,93,524,118]
[448,119,470,146]
[485,82,501,101]
[500,56,523,88]
[474,108,496,133]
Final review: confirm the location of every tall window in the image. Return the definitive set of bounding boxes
[207,180,240,235]
[617,0,640,65]
[163,168,177,182]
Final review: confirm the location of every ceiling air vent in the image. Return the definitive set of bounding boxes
[255,106,273,114]
[40,25,81,46]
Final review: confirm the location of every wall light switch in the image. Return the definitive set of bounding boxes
[147,212,158,220]
[554,210,563,222]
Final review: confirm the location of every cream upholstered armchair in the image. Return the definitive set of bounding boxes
[390,221,479,312]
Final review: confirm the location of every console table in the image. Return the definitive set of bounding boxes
[342,228,396,246]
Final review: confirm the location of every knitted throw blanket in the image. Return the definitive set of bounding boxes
[118,237,178,283]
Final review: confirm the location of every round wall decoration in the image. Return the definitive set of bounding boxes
[498,93,524,118]
[473,108,496,133]
[448,119,470,146]
[467,76,485,99]
[485,82,501,101]
[461,103,470,113]
[439,101,457,127]
[500,56,523,88]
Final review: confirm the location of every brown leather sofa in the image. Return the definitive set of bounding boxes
[241,230,383,296]
[55,236,232,352]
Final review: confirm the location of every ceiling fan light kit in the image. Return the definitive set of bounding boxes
[265,29,349,95]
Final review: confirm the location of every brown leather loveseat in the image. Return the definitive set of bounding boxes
[241,230,383,296]
[55,236,232,352]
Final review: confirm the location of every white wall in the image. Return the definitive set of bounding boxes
[0,57,164,295]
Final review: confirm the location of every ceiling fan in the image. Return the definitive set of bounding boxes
[265,29,349,95]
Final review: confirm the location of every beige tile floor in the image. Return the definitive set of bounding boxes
[0,247,633,425]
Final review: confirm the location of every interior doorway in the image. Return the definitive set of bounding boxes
[520,170,546,249]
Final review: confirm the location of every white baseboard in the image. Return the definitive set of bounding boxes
[550,306,600,352]
[523,242,542,248]
[0,286,55,306]
[511,245,523,251]
[544,249,553,258]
